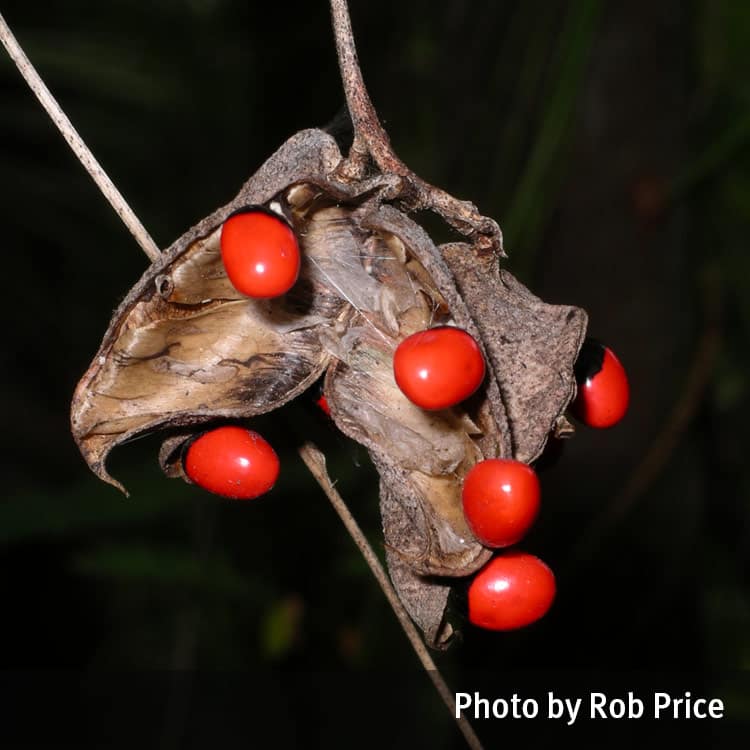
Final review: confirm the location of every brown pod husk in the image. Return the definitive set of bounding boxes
[71,127,587,647]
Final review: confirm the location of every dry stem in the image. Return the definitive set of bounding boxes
[299,443,483,750]
[328,0,503,252]
[0,11,161,262]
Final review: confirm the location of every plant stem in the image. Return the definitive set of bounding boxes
[0,11,161,262]
[328,0,407,175]
[298,442,483,750]
[328,0,503,251]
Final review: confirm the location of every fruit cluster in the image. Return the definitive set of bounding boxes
[184,207,630,634]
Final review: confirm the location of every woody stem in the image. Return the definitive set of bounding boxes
[328,0,409,175]
[328,0,503,250]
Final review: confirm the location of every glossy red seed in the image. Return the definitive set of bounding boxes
[393,326,485,410]
[184,426,280,500]
[220,209,301,298]
[462,459,541,548]
[572,341,629,428]
[468,552,556,631]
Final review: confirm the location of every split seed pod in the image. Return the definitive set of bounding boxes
[70,126,587,648]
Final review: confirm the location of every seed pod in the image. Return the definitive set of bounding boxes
[70,127,587,647]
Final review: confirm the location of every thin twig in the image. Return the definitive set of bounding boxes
[298,442,483,750]
[0,11,161,262]
[328,0,407,175]
[328,0,503,251]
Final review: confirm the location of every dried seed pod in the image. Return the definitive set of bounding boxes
[71,125,587,647]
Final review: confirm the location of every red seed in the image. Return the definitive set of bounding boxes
[184,426,280,500]
[468,552,556,631]
[393,327,485,410]
[462,459,541,548]
[572,340,629,428]
[220,209,300,298]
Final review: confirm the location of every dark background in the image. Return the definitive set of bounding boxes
[0,0,748,747]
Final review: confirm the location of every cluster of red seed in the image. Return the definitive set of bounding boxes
[183,207,631,634]
[389,317,629,631]
[392,325,554,630]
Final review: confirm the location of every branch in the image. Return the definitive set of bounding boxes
[0,11,161,263]
[328,0,503,252]
[298,443,484,750]
[329,0,406,175]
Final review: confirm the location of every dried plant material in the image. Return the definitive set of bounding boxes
[70,123,587,643]
[383,550,454,650]
[442,243,588,463]
[72,129,372,490]
[69,4,588,650]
